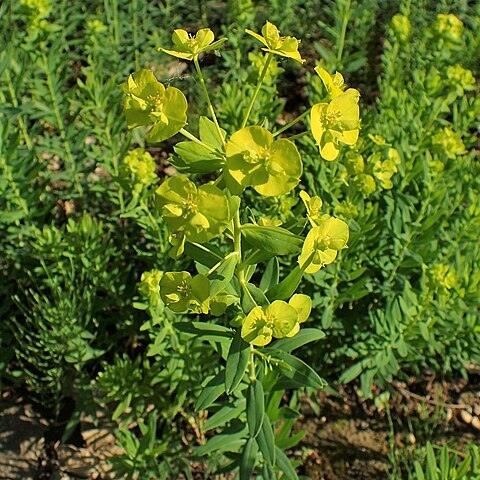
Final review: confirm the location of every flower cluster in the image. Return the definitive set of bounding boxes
[310,69,360,161]
[155,175,232,257]
[433,13,463,43]
[224,126,302,197]
[246,21,304,64]
[159,28,226,61]
[432,127,466,159]
[122,148,158,191]
[298,192,349,273]
[241,295,311,346]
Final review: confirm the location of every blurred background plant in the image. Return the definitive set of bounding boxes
[0,0,479,478]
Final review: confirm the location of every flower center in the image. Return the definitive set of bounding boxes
[182,194,198,215]
[177,280,191,297]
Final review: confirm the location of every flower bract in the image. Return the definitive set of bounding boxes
[311,90,360,161]
[159,28,226,60]
[160,271,210,313]
[298,216,349,274]
[122,148,158,188]
[156,175,231,246]
[245,21,305,63]
[120,69,187,143]
[285,294,312,337]
[225,126,302,197]
[241,300,298,346]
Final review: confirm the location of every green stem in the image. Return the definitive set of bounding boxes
[42,53,82,195]
[132,0,140,70]
[179,127,216,152]
[287,131,309,142]
[336,0,351,65]
[193,56,224,143]
[5,69,32,149]
[241,53,273,129]
[273,108,311,138]
[248,348,256,381]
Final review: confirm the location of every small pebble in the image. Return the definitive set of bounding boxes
[460,410,473,424]
[472,416,480,430]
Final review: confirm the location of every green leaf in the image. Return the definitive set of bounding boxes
[195,371,226,411]
[241,224,303,255]
[339,361,366,384]
[203,400,246,432]
[257,413,276,466]
[240,437,257,480]
[274,447,298,480]
[112,392,132,421]
[209,252,239,298]
[184,242,223,268]
[174,322,233,343]
[426,443,438,480]
[266,266,304,301]
[173,141,224,173]
[247,380,264,438]
[268,350,326,390]
[225,330,250,394]
[196,425,247,456]
[272,328,325,353]
[199,116,226,148]
[259,257,279,291]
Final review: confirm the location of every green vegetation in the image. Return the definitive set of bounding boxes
[1,0,479,478]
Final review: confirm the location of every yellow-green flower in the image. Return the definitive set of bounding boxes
[245,21,305,64]
[225,126,302,197]
[334,201,359,220]
[159,28,226,61]
[429,264,458,290]
[120,69,187,143]
[311,91,360,161]
[300,191,325,227]
[241,300,298,346]
[160,271,210,313]
[446,65,476,95]
[432,127,466,159]
[285,294,312,337]
[353,173,376,195]
[434,13,463,42]
[344,151,365,176]
[156,175,231,246]
[373,155,398,190]
[298,216,349,274]
[391,14,411,42]
[122,148,158,188]
[314,67,360,101]
[138,269,163,299]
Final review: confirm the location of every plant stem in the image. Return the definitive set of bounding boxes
[248,348,256,381]
[273,108,311,138]
[241,53,273,129]
[179,128,216,152]
[193,56,224,144]
[336,0,351,65]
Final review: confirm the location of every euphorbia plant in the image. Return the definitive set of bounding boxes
[123,22,360,478]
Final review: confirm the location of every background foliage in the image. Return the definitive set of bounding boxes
[0,0,479,478]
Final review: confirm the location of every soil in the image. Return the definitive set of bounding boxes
[1,376,479,480]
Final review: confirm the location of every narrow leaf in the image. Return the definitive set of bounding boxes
[225,330,250,394]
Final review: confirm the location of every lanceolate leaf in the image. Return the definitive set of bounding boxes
[268,349,326,389]
[256,413,276,466]
[266,266,304,301]
[239,437,257,480]
[275,447,299,480]
[247,379,265,438]
[241,224,303,255]
[203,400,246,432]
[209,251,239,298]
[195,371,226,412]
[272,328,326,353]
[225,330,250,394]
